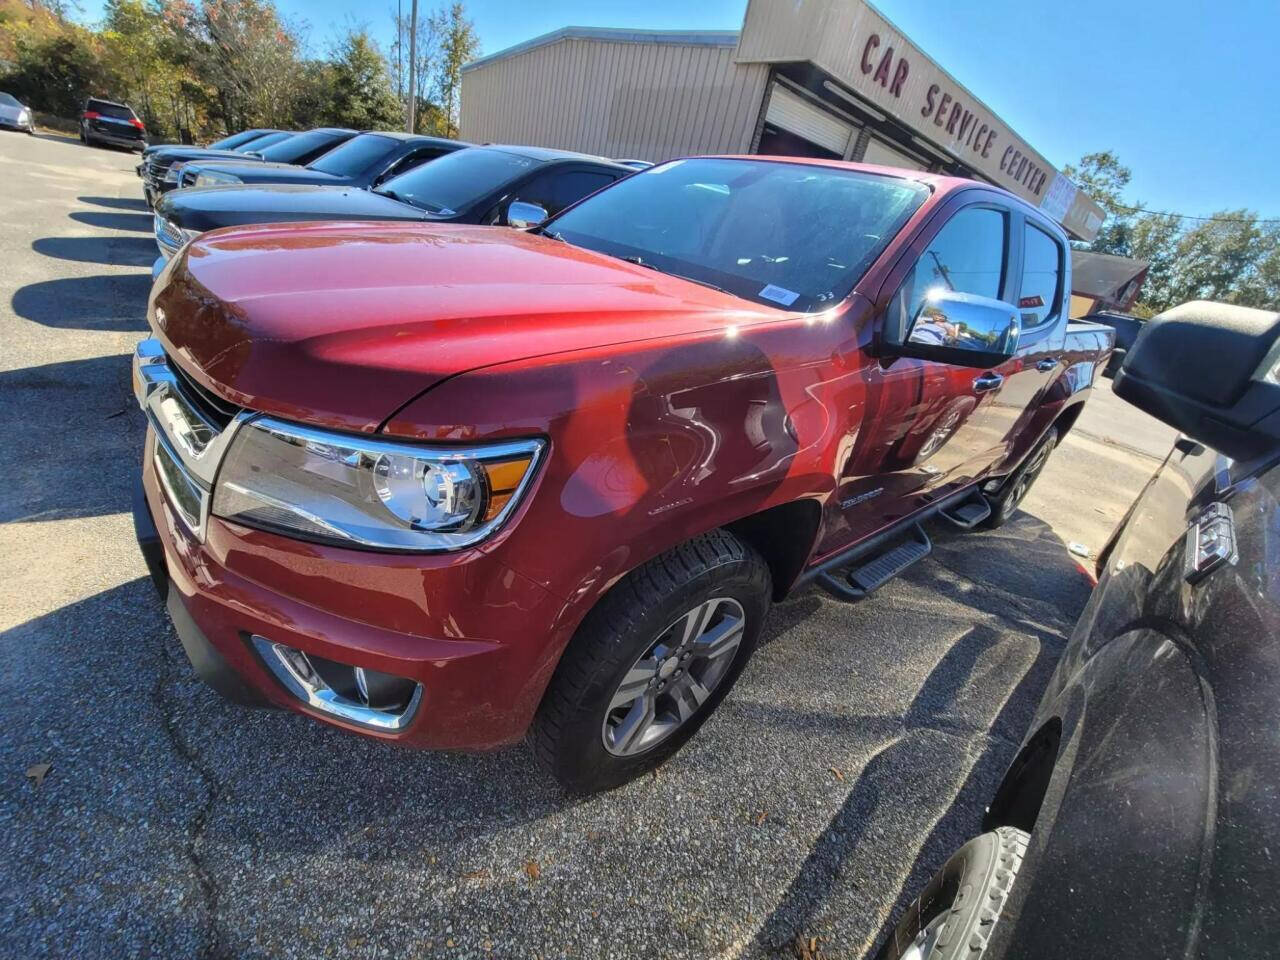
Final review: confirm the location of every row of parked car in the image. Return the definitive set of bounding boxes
[138,124,653,279]
[124,123,1280,959]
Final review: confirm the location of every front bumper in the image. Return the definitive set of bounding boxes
[131,342,570,749]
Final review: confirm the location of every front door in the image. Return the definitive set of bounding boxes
[830,202,1017,546]
[984,218,1070,466]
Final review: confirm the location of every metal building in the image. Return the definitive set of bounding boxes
[460,0,1105,241]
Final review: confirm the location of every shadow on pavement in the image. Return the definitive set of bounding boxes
[79,195,148,211]
[69,210,152,232]
[744,512,1091,958]
[0,355,142,523]
[12,274,151,331]
[32,235,155,267]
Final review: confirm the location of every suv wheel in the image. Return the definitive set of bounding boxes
[876,827,1028,959]
[983,427,1058,528]
[532,530,771,793]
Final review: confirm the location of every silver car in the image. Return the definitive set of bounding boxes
[0,92,34,135]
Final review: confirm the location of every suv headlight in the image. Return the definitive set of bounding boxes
[194,169,242,187]
[211,418,545,551]
[164,162,184,182]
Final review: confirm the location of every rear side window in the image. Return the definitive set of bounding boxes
[1019,224,1064,328]
[87,99,134,120]
[886,206,1008,342]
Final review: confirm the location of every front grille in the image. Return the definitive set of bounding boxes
[154,214,185,257]
[181,168,199,187]
[168,353,242,428]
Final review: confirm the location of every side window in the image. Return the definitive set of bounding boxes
[381,148,447,181]
[547,171,617,212]
[1019,223,1064,328]
[516,170,617,215]
[886,206,1008,342]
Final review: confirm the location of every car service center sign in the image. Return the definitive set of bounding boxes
[735,0,1104,241]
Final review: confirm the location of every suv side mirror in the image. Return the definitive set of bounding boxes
[506,200,548,229]
[1114,300,1280,460]
[888,290,1021,369]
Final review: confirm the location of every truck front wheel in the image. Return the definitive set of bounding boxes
[532,530,771,793]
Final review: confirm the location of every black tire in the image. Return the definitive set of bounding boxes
[876,827,1029,960]
[982,426,1058,529]
[532,529,771,794]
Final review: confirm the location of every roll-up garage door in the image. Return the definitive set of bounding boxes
[765,83,855,156]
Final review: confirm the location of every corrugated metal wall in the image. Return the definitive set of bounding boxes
[460,38,769,162]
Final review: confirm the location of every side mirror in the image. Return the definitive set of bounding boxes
[1114,300,1280,460]
[889,290,1021,369]
[506,200,548,229]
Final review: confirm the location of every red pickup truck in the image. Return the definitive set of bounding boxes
[132,156,1113,792]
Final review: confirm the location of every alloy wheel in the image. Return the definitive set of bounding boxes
[601,596,746,757]
[1001,436,1055,519]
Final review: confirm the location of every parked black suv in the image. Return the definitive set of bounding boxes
[80,98,146,150]
[140,130,292,206]
[151,144,631,273]
[877,300,1280,960]
[172,132,465,191]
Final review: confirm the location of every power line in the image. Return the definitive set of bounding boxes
[1105,202,1280,225]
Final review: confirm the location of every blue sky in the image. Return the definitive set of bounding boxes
[78,0,1279,219]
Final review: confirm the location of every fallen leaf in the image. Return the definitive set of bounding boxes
[754,810,767,826]
[829,767,845,782]
[523,860,541,881]
[446,938,455,948]
[25,763,52,787]
[461,868,491,881]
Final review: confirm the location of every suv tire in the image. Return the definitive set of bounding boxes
[532,530,771,794]
[876,827,1029,959]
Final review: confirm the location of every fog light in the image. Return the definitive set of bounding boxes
[250,636,421,732]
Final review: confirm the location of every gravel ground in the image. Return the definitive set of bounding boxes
[0,132,1168,960]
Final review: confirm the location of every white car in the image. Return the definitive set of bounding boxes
[0,92,34,135]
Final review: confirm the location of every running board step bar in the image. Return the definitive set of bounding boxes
[937,490,992,529]
[816,523,932,602]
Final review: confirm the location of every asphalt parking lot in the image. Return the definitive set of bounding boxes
[0,132,1176,960]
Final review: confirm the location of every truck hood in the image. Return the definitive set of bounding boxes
[151,220,783,433]
[158,184,424,233]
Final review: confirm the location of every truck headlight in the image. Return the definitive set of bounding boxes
[194,170,242,187]
[211,418,545,551]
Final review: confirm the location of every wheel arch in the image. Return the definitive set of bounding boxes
[982,715,1063,833]
[724,497,823,601]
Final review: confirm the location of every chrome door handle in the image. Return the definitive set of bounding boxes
[1036,358,1060,371]
[973,372,1004,393]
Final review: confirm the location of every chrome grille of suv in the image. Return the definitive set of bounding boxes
[154,213,185,258]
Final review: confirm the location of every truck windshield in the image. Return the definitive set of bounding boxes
[376,147,538,215]
[546,158,929,312]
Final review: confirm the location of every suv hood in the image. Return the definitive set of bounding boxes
[151,220,782,433]
[150,147,255,168]
[158,184,425,233]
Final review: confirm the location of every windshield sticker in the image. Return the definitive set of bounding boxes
[759,284,800,307]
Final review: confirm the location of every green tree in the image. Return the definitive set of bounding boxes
[196,0,304,129]
[327,28,400,129]
[1,30,111,117]
[430,1,477,137]
[1062,150,1134,256]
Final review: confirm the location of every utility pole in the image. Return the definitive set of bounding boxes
[407,0,418,133]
